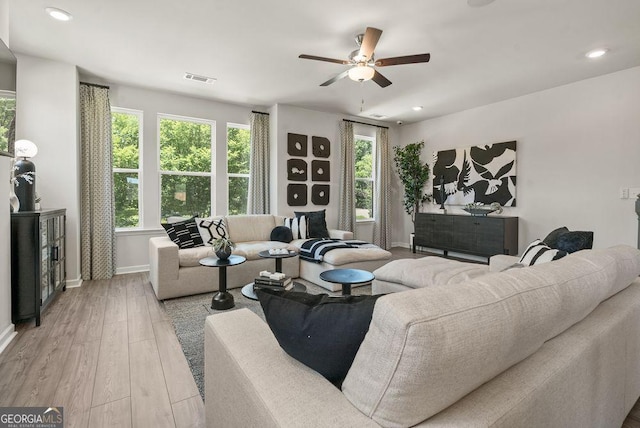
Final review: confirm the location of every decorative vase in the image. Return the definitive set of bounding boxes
[9,189,19,212]
[215,247,232,260]
[14,157,35,211]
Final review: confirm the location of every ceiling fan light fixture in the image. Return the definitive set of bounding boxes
[412,106,423,111]
[348,65,375,82]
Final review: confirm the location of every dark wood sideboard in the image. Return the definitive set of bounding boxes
[11,209,66,326]
[414,213,518,260]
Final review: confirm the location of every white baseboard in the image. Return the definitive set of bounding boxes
[116,265,150,275]
[0,323,17,355]
[66,277,83,288]
[392,241,411,249]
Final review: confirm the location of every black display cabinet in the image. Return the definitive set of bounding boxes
[11,209,66,326]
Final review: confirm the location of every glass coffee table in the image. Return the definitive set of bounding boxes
[199,255,246,310]
[241,249,306,300]
[319,268,375,295]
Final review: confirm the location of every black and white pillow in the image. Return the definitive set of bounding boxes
[519,239,567,266]
[284,216,308,239]
[161,217,204,249]
[197,217,228,245]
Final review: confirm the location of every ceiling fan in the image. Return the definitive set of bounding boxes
[298,27,430,88]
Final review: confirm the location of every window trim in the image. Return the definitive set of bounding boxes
[354,134,376,222]
[226,122,250,215]
[112,106,143,231]
[157,113,216,220]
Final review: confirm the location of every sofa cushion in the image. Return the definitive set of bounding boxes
[178,246,215,267]
[341,245,640,427]
[256,289,383,387]
[197,216,228,245]
[519,239,567,266]
[373,257,489,289]
[284,216,309,239]
[556,231,594,253]
[234,241,297,261]
[295,209,330,238]
[161,217,204,249]
[270,226,294,243]
[543,226,569,247]
[225,215,276,243]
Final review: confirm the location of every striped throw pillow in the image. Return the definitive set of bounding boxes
[284,215,308,239]
[161,217,204,249]
[519,239,567,266]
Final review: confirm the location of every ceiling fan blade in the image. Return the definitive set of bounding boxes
[299,54,350,65]
[372,70,392,88]
[358,27,382,61]
[375,53,431,67]
[320,70,350,86]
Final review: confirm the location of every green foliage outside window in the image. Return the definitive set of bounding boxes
[355,138,374,219]
[0,97,16,153]
[227,126,250,215]
[160,118,213,220]
[112,111,140,228]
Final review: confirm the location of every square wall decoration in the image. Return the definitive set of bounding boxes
[311,184,330,205]
[287,133,308,156]
[311,160,330,182]
[433,141,517,206]
[287,184,308,206]
[312,136,331,158]
[287,159,308,181]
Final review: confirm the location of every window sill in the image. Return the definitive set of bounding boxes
[115,227,164,236]
[356,219,376,224]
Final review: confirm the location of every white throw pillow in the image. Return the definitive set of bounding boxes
[519,239,567,266]
[196,216,228,246]
[284,215,308,239]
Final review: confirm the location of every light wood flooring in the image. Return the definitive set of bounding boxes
[1,247,639,427]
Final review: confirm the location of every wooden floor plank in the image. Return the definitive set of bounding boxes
[127,295,154,343]
[105,286,128,324]
[92,320,130,407]
[73,294,107,344]
[153,320,200,403]
[88,397,132,428]
[12,333,75,407]
[53,340,101,428]
[129,339,175,428]
[172,395,205,428]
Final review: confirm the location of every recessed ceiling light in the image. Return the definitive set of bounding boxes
[45,7,73,21]
[586,49,607,59]
[412,106,423,111]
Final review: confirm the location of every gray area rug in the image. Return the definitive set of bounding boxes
[163,280,371,399]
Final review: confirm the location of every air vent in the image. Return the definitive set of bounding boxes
[184,72,217,84]
[369,114,387,119]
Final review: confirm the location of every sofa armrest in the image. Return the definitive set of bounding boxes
[329,229,354,240]
[149,236,180,298]
[489,254,520,272]
[205,309,378,428]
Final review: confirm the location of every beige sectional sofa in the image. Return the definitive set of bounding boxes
[204,245,640,427]
[149,214,390,300]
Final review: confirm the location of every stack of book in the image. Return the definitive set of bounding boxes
[253,274,293,291]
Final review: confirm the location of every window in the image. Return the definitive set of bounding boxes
[227,124,251,215]
[159,115,214,221]
[0,91,16,154]
[112,108,142,228]
[355,136,375,221]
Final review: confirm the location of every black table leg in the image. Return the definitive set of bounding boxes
[212,266,234,310]
[342,283,351,296]
[275,258,283,273]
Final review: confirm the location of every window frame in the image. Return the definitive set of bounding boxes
[354,134,376,223]
[157,113,216,220]
[226,122,251,215]
[111,106,143,231]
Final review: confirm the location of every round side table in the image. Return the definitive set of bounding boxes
[199,255,246,310]
[241,250,306,300]
[319,268,375,296]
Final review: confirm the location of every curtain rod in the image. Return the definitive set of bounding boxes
[342,119,389,129]
[80,81,110,89]
[252,110,269,115]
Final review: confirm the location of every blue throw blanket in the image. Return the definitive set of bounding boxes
[299,238,371,263]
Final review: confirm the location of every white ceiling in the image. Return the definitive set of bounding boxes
[7,0,640,124]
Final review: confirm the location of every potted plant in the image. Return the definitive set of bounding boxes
[393,141,431,224]
[212,237,235,260]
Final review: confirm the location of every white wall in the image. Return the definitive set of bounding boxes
[396,66,640,252]
[16,54,81,285]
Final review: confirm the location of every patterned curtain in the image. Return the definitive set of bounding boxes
[338,121,355,232]
[79,84,115,280]
[247,112,270,214]
[373,127,391,249]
